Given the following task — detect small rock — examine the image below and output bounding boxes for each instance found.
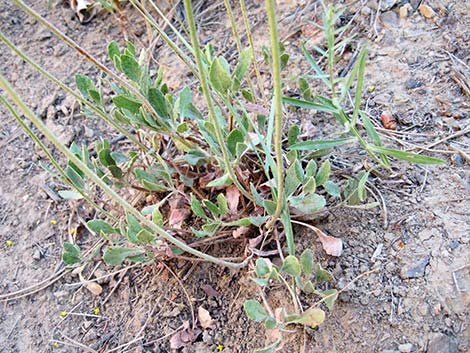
[449,240,460,250]
[419,4,435,19]
[84,126,95,139]
[451,154,465,166]
[40,93,58,117]
[32,249,41,260]
[94,268,110,285]
[405,79,423,89]
[400,255,430,279]
[380,0,399,11]
[399,4,412,18]
[53,290,69,298]
[382,11,399,27]
[427,333,458,353]
[36,29,52,41]
[398,343,413,352]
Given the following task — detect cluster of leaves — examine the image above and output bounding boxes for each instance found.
[244,251,337,352]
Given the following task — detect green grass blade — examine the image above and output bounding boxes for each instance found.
[369,146,445,165]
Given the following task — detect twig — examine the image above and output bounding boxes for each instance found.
[161,262,196,329]
[58,333,98,352]
[313,268,379,308]
[0,268,69,302]
[101,268,128,306]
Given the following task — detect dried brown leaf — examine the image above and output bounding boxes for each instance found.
[226,185,240,213]
[312,226,343,257]
[198,306,215,329]
[169,208,190,229]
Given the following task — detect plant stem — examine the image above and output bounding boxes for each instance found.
[239,0,265,102]
[182,0,252,200]
[0,74,249,269]
[264,0,285,230]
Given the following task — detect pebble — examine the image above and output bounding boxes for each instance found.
[419,4,436,19]
[32,249,41,260]
[380,0,399,11]
[427,333,458,353]
[400,255,430,279]
[398,343,413,353]
[405,79,423,89]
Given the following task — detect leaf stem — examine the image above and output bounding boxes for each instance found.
[264,0,285,230]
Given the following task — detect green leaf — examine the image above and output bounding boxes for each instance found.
[62,242,81,265]
[321,289,338,310]
[75,74,95,100]
[255,258,271,277]
[242,88,255,102]
[302,280,316,294]
[103,246,143,266]
[136,229,155,244]
[232,48,252,91]
[285,307,325,327]
[191,194,207,219]
[206,173,232,187]
[302,42,330,86]
[216,193,229,215]
[316,159,331,186]
[112,95,142,114]
[368,146,445,165]
[204,199,220,217]
[227,129,244,157]
[210,57,231,94]
[357,171,369,202]
[244,299,268,322]
[287,124,300,146]
[300,249,314,276]
[281,255,301,277]
[134,168,167,192]
[315,264,333,283]
[285,162,302,196]
[148,88,168,118]
[121,54,141,82]
[282,97,338,113]
[289,137,355,151]
[305,160,317,178]
[107,41,120,61]
[325,180,340,197]
[351,46,367,126]
[58,190,84,200]
[264,317,277,330]
[251,277,269,287]
[249,216,270,227]
[303,176,316,194]
[290,193,325,213]
[87,219,117,235]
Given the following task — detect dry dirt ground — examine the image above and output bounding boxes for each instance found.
[0,0,469,352]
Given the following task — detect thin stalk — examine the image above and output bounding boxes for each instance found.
[13,0,191,149]
[129,0,197,74]
[264,0,285,230]
[222,0,256,96]
[239,0,265,102]
[145,0,194,53]
[0,95,116,221]
[182,0,252,200]
[0,74,248,269]
[0,31,144,151]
